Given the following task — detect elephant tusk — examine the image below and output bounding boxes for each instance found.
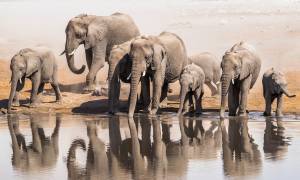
[216,81,220,85]
[127,73,132,80]
[19,78,22,84]
[142,71,146,77]
[210,81,218,90]
[231,79,235,85]
[60,50,66,56]
[68,49,76,56]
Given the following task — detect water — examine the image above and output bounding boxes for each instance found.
[0,113,300,179]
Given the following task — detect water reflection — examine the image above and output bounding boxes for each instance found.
[221,117,262,177]
[4,114,298,179]
[264,117,290,161]
[8,114,61,172]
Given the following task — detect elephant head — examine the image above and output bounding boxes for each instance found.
[271,69,296,98]
[128,36,167,117]
[62,14,103,74]
[220,50,254,117]
[8,49,41,113]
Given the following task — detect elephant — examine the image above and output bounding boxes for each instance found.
[262,68,296,116]
[188,52,221,96]
[8,48,62,113]
[220,41,261,118]
[107,39,146,114]
[61,12,140,93]
[177,63,205,115]
[220,117,261,176]
[128,32,189,117]
[8,114,61,172]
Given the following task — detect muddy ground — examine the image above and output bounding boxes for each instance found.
[0,60,299,115]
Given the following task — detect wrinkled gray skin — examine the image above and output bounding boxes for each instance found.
[62,13,140,93]
[262,68,296,116]
[128,32,188,117]
[177,64,205,115]
[8,48,62,113]
[220,42,261,118]
[188,52,221,96]
[108,40,141,114]
[8,114,61,172]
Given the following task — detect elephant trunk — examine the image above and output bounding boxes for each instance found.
[7,75,18,113]
[220,74,231,118]
[177,86,188,115]
[282,87,296,98]
[65,53,85,74]
[128,59,141,117]
[108,62,118,112]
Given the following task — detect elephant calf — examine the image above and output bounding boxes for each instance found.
[8,48,62,113]
[188,52,221,96]
[262,68,296,116]
[178,63,205,115]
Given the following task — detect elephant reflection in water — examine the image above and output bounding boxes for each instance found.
[8,114,61,172]
[67,121,109,180]
[264,117,290,161]
[221,117,261,176]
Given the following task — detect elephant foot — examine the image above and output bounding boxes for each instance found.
[276,111,283,117]
[263,111,271,116]
[56,99,63,105]
[238,111,248,117]
[82,85,95,94]
[91,89,102,96]
[12,101,20,107]
[149,108,158,115]
[29,103,39,108]
[195,110,202,115]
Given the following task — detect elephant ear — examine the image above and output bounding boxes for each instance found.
[25,55,41,77]
[151,43,166,71]
[239,51,253,80]
[85,21,107,49]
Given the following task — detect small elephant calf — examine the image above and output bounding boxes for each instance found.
[8,48,62,113]
[262,68,296,116]
[178,63,205,115]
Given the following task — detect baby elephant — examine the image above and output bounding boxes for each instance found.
[262,68,296,116]
[8,48,62,113]
[178,63,205,115]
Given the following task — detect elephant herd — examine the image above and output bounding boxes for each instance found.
[7,12,296,117]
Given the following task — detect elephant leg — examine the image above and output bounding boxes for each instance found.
[141,77,151,112]
[194,88,203,115]
[85,48,95,83]
[12,77,25,107]
[263,94,272,116]
[188,92,194,112]
[150,72,163,115]
[51,69,62,102]
[238,75,252,116]
[36,82,45,103]
[276,94,283,117]
[109,65,120,114]
[228,85,239,116]
[206,81,218,96]
[30,72,41,107]
[84,44,106,92]
[179,94,189,114]
[160,83,168,108]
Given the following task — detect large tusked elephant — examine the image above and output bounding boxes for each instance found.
[128,32,189,117]
[61,13,140,92]
[188,52,221,96]
[220,41,261,118]
[8,48,62,113]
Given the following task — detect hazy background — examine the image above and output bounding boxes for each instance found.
[1,0,300,82]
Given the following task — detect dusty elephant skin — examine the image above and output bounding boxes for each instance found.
[61,13,140,93]
[127,32,189,117]
[188,52,221,96]
[262,68,296,116]
[7,48,62,113]
[220,41,261,118]
[177,63,205,115]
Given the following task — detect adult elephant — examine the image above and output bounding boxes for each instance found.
[128,32,189,117]
[61,12,140,92]
[220,42,261,118]
[188,52,221,96]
